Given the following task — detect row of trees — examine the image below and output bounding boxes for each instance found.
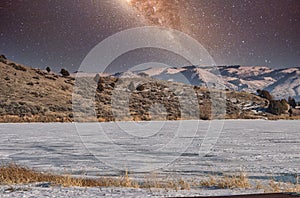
[257,89,298,115]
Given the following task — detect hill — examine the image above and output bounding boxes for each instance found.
[1,56,297,122]
[127,65,300,101]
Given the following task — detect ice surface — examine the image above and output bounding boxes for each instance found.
[0,120,299,177]
[0,120,299,197]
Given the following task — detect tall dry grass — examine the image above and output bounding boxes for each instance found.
[0,164,138,188]
[0,164,190,190]
[199,172,250,189]
[1,164,299,193]
[199,172,300,193]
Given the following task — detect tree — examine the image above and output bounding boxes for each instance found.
[288,96,297,108]
[268,99,290,115]
[46,67,51,73]
[281,99,290,111]
[60,68,70,77]
[0,54,7,59]
[257,89,273,101]
[136,84,145,91]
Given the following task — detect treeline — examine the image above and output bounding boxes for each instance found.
[257,89,299,116]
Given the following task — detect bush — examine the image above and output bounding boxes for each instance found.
[136,84,145,91]
[9,63,27,72]
[60,68,70,77]
[46,67,51,73]
[0,54,7,59]
[288,96,297,108]
[0,55,7,63]
[257,89,273,101]
[289,108,300,116]
[268,99,290,115]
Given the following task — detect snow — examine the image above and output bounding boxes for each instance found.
[227,66,273,78]
[124,65,300,100]
[281,68,299,74]
[194,68,226,89]
[0,120,299,197]
[71,72,110,78]
[265,71,300,100]
[165,67,186,74]
[0,184,264,198]
[72,66,300,100]
[135,67,166,76]
[117,71,140,78]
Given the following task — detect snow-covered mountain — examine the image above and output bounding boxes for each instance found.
[114,65,300,101]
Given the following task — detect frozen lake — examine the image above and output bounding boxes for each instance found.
[0,120,299,182]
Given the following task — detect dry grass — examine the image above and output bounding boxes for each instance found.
[199,173,300,193]
[255,180,264,190]
[199,172,250,189]
[0,115,72,123]
[263,179,300,193]
[0,164,139,188]
[1,114,299,123]
[0,164,191,190]
[266,114,300,120]
[1,164,299,193]
[142,177,190,191]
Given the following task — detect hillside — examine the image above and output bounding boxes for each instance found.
[128,65,300,101]
[0,57,74,122]
[0,57,294,122]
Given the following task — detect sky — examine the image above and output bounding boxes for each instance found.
[0,0,299,73]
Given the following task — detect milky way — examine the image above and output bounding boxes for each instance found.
[125,0,184,31]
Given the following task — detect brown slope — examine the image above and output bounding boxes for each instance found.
[0,57,270,123]
[0,58,73,122]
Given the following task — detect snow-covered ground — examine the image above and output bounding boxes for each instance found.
[0,184,264,198]
[125,65,300,100]
[0,120,299,197]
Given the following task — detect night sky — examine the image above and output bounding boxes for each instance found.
[0,0,299,73]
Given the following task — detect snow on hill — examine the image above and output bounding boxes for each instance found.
[264,70,300,100]
[113,65,300,101]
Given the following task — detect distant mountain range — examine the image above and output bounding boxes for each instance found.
[114,65,300,101]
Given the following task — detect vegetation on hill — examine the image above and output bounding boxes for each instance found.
[60,68,70,77]
[0,57,299,122]
[256,89,299,117]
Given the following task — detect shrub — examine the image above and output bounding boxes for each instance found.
[288,96,297,108]
[46,67,51,73]
[0,55,7,63]
[0,54,7,59]
[268,99,290,115]
[60,68,70,77]
[289,108,300,116]
[9,63,27,72]
[257,89,273,101]
[136,84,145,91]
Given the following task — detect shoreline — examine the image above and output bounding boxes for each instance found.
[0,115,300,123]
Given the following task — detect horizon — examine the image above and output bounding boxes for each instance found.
[2,55,299,74]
